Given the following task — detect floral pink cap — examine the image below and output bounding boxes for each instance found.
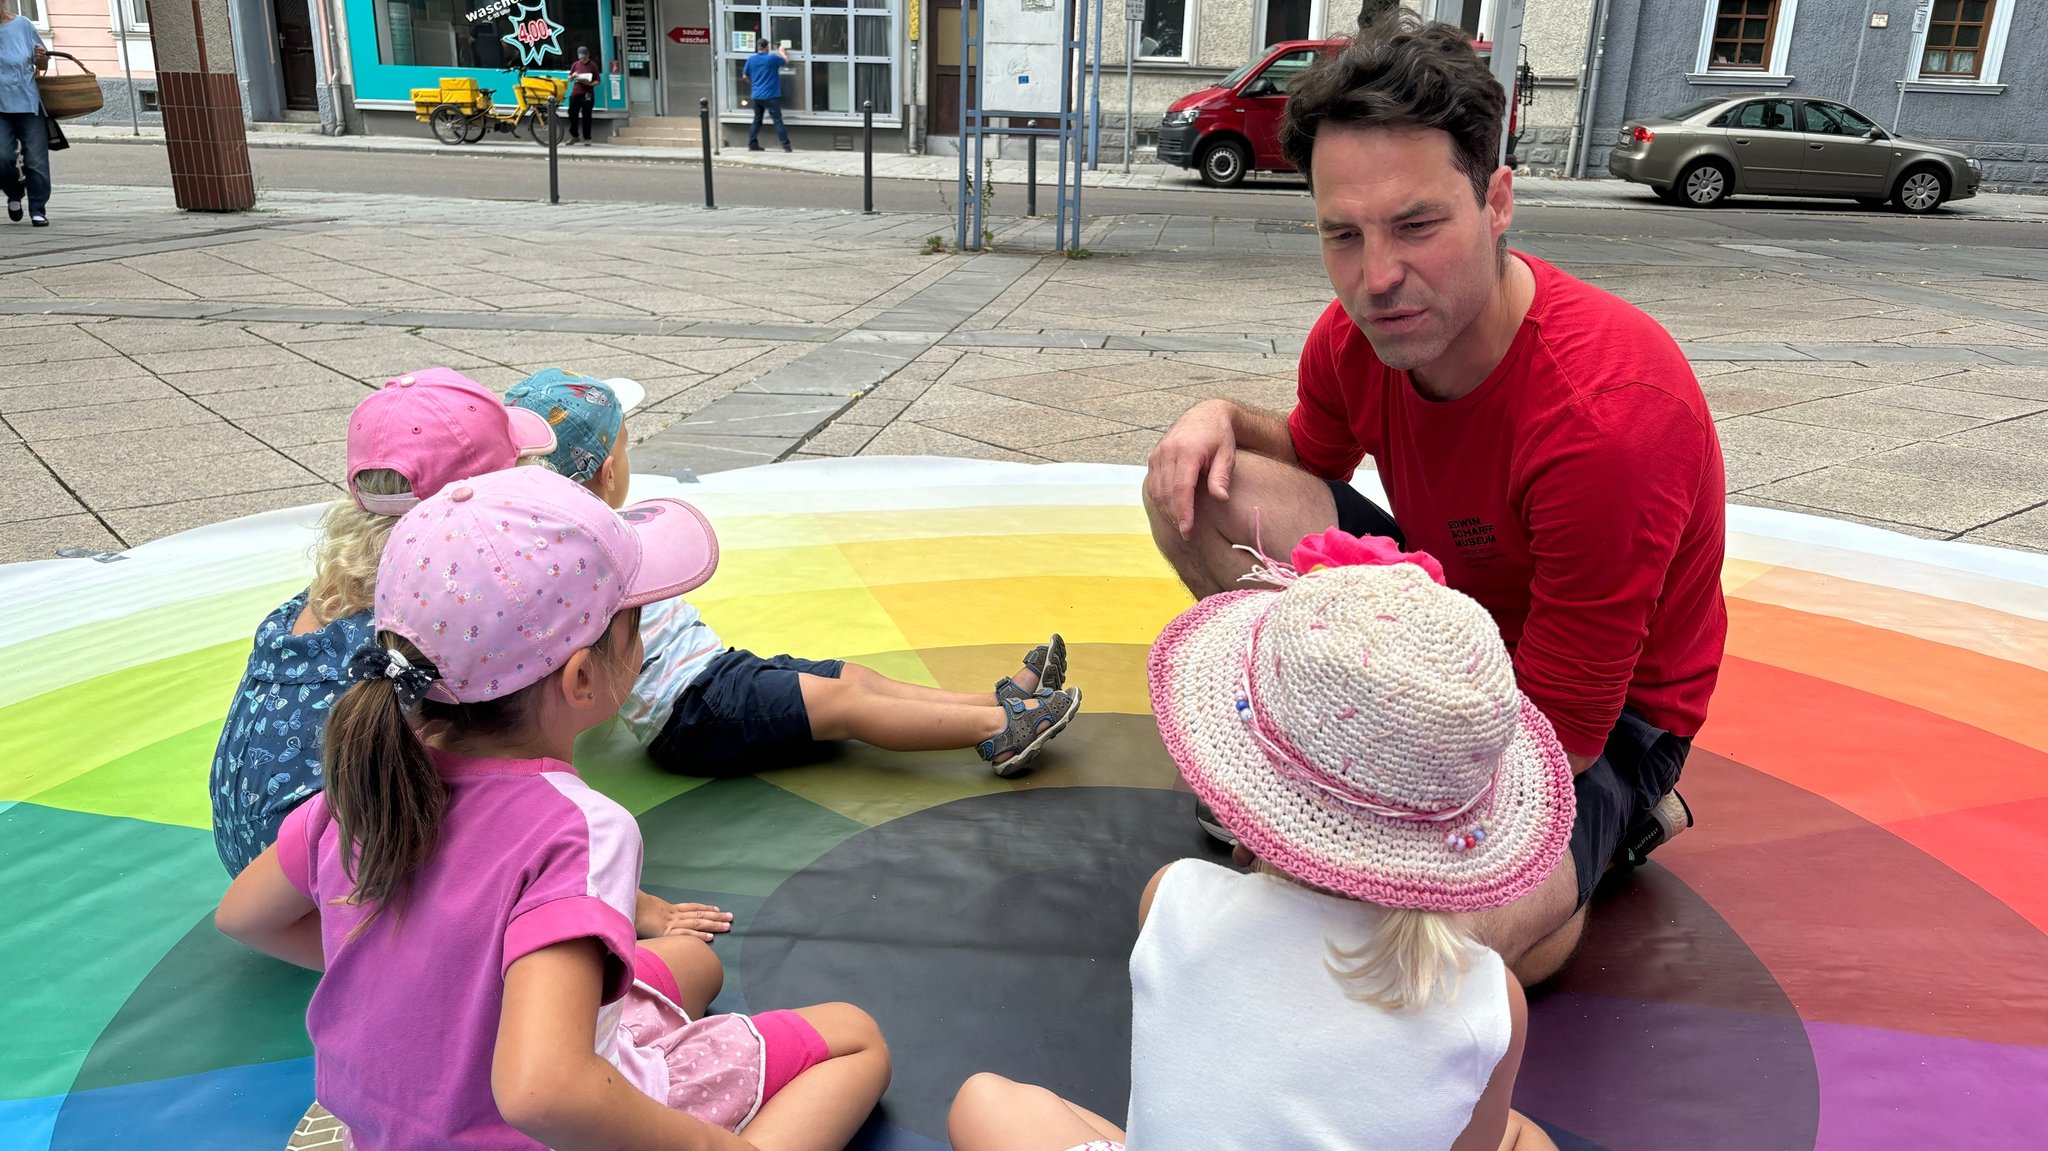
[375,466,719,703]
[346,368,558,516]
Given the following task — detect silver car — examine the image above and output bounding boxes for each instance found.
[1608,94,1981,213]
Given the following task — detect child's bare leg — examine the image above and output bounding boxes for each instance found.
[799,671,1009,749]
[835,663,1013,707]
[948,1072,1126,1151]
[638,934,724,1019]
[741,1002,891,1151]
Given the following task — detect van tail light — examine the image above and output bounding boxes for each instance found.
[1631,125,1655,143]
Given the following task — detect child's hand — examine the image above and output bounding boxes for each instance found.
[634,891,734,942]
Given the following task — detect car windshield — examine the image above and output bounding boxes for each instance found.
[1660,97,1729,121]
[1219,62,1258,89]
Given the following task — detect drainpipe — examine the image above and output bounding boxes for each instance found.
[1572,0,1612,178]
[313,0,360,133]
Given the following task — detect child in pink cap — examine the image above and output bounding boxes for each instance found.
[207,369,728,946]
[216,466,891,1150]
[506,370,1083,778]
[948,531,1569,1151]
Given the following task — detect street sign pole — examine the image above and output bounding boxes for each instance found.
[1894,1,1930,132]
[1123,0,1141,173]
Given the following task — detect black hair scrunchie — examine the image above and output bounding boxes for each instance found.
[345,645,441,710]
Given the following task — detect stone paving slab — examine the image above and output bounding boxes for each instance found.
[3,184,2046,565]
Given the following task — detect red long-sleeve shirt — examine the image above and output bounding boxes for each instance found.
[1288,254,1727,757]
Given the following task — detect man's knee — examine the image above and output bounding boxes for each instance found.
[1510,905,1587,987]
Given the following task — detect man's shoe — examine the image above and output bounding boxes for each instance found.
[782,143,793,152]
[1195,799,1237,848]
[1619,789,1692,868]
[6,200,20,222]
[748,142,764,151]
[29,214,47,228]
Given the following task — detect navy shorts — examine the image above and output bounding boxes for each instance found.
[647,649,845,778]
[1326,479,1406,547]
[1568,708,1690,908]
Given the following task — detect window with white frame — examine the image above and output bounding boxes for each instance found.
[1137,0,1188,59]
[1910,0,2014,85]
[1693,0,1799,76]
[112,0,149,31]
[17,0,45,26]
[718,0,899,118]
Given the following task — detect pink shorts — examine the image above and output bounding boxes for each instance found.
[628,947,830,1109]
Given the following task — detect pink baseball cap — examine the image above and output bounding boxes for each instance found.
[346,368,558,516]
[376,466,720,703]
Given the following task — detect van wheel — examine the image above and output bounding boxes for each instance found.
[1677,159,1731,207]
[1198,139,1250,188]
[1892,166,1947,214]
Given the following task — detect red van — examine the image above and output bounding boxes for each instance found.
[1155,37,1511,188]
[1155,40,1334,188]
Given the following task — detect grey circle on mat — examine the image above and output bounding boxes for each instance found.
[738,786,1211,1141]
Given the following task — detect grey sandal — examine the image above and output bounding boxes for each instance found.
[978,687,1082,778]
[996,633,1066,701]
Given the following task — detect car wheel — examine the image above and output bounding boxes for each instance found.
[1677,159,1731,207]
[1892,167,1947,214]
[1197,139,1250,188]
[1653,184,1684,205]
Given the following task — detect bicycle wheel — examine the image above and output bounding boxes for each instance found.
[524,107,566,146]
[429,104,470,146]
[463,112,489,143]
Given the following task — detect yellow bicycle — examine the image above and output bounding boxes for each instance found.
[414,66,569,146]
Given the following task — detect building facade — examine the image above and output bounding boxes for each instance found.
[1578,0,2046,192]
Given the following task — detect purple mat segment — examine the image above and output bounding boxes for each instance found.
[1517,993,1817,1151]
[1809,1022,2048,1147]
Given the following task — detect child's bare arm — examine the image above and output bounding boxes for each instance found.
[215,846,324,970]
[1449,969,1529,1151]
[495,938,754,1151]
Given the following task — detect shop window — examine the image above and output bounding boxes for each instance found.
[376,0,600,71]
[720,0,896,118]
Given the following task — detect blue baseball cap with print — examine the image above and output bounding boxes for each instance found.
[503,369,647,483]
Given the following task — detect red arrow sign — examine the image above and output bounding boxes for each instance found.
[667,25,710,44]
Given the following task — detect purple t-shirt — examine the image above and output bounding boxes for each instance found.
[278,750,643,1150]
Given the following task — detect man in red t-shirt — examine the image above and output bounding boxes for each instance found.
[1143,15,1727,984]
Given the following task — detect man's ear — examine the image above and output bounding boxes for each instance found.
[1486,164,1515,245]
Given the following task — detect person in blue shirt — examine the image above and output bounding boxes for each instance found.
[0,1,51,226]
[743,42,791,152]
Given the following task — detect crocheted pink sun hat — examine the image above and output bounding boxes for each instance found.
[1148,532,1575,913]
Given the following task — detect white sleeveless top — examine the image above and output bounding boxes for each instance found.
[1126,859,1510,1150]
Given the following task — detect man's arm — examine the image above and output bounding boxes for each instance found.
[1144,399,1297,540]
[1516,385,1711,763]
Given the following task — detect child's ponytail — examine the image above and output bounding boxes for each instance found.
[324,632,448,922]
[1326,908,1473,1011]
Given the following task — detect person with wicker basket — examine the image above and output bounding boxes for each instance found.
[0,0,50,226]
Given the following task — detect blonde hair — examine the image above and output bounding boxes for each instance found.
[306,469,409,624]
[1327,908,1473,1011]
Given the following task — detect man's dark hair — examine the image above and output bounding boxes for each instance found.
[1280,10,1505,203]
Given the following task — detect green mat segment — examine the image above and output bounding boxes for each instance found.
[640,777,868,898]
[0,804,227,1100]
[70,915,318,1093]
[32,723,222,831]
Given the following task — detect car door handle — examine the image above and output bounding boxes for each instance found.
[1809,142,1824,149]
[1734,137,1751,144]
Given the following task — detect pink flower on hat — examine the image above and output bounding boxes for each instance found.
[1290,528,1446,586]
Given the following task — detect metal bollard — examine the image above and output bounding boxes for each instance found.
[862,100,874,214]
[1026,139,1037,217]
[547,99,560,205]
[699,98,716,209]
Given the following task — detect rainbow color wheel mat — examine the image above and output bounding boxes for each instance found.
[3,457,2046,1151]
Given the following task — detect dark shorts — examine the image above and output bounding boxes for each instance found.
[1568,708,1691,908]
[1325,479,1406,547]
[1320,486,1688,909]
[647,649,845,777]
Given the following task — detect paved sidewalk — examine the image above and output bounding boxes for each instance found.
[3,182,2046,565]
[59,124,2048,219]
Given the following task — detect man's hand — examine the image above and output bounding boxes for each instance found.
[1145,400,1241,540]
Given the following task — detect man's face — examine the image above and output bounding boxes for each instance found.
[1310,126,1511,374]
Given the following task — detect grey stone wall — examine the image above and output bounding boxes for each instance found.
[1587,0,2048,194]
[73,77,164,127]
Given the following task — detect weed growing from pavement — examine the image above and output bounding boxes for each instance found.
[922,235,946,255]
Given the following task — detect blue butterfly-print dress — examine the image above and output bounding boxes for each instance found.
[208,590,376,876]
